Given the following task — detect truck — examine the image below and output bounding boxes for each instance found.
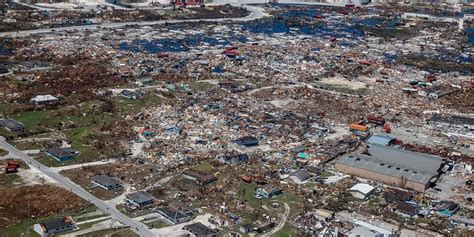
[349,123,368,132]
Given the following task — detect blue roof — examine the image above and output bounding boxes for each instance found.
[367,135,395,146]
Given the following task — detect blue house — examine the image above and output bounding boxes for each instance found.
[47,148,79,162]
[255,185,282,199]
[435,201,460,217]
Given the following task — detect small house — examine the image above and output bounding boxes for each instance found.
[348,183,375,199]
[234,136,259,147]
[240,224,253,233]
[46,147,79,162]
[91,175,122,190]
[435,201,460,217]
[182,169,217,186]
[219,153,249,164]
[120,90,141,100]
[183,222,219,237]
[125,191,155,207]
[33,216,75,237]
[394,203,418,217]
[367,135,396,146]
[289,170,311,184]
[157,207,191,224]
[383,187,412,203]
[0,119,25,133]
[255,185,282,199]
[30,95,59,105]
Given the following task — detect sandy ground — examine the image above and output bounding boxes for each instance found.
[319,77,367,90]
[18,166,57,185]
[52,160,116,172]
[150,213,216,237]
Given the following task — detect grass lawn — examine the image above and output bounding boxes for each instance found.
[144,219,169,229]
[115,93,163,114]
[188,81,215,92]
[77,227,139,237]
[0,206,96,237]
[193,162,214,174]
[0,173,23,187]
[0,103,9,114]
[274,223,298,237]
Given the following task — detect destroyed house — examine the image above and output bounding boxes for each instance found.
[289,170,311,184]
[418,84,459,100]
[120,90,140,100]
[91,175,122,190]
[33,216,75,237]
[219,153,249,164]
[182,169,217,186]
[46,147,78,162]
[125,191,155,207]
[383,187,413,203]
[435,201,460,217]
[0,119,25,133]
[183,222,219,237]
[429,114,474,129]
[30,95,59,105]
[395,203,418,217]
[157,207,191,224]
[234,136,259,147]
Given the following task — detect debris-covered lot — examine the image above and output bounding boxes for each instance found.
[0,2,473,237]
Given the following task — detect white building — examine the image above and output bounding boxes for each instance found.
[348,183,375,199]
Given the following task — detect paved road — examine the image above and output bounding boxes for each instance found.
[0,5,266,38]
[0,137,154,237]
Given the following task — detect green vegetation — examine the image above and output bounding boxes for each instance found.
[275,223,298,237]
[0,103,9,114]
[144,219,169,229]
[0,173,23,187]
[188,81,215,92]
[77,227,139,237]
[115,93,163,113]
[0,206,96,237]
[320,170,334,178]
[0,221,41,237]
[193,162,214,174]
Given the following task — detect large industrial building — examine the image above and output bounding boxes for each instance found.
[335,144,447,192]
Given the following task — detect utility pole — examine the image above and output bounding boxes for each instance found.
[27,201,31,237]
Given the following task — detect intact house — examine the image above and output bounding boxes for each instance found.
[182,169,217,186]
[234,136,259,147]
[0,119,25,133]
[125,191,155,207]
[255,185,282,199]
[289,170,311,184]
[46,147,79,162]
[91,175,122,190]
[33,216,75,237]
[183,222,220,237]
[30,95,59,106]
[157,206,191,225]
[348,183,375,199]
